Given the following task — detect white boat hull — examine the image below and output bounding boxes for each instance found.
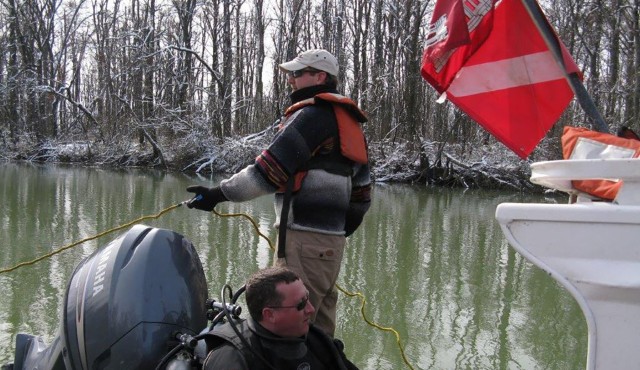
[496,159,640,370]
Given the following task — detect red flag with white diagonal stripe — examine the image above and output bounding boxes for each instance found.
[421,0,581,158]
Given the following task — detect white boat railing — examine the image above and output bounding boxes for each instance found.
[529,158,640,205]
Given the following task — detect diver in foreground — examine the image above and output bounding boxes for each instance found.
[202,266,359,370]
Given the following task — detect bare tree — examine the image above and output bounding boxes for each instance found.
[220,0,233,136]
[252,0,267,123]
[625,0,640,128]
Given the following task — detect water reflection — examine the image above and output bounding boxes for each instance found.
[0,163,586,369]
[340,185,586,369]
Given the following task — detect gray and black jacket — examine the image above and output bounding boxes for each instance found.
[219,85,371,236]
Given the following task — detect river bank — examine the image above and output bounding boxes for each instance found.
[0,133,559,192]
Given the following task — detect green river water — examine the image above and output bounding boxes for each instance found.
[0,162,587,369]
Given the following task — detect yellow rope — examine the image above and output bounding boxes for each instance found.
[212,209,276,251]
[212,207,416,370]
[336,286,416,370]
[0,203,182,275]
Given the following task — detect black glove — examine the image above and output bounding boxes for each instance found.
[344,208,364,237]
[186,185,228,212]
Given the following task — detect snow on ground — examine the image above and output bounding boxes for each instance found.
[0,132,561,191]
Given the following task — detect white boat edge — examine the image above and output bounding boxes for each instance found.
[495,158,640,370]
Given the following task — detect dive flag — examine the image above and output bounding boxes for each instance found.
[421,0,494,93]
[421,0,581,159]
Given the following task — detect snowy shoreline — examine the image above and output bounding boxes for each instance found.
[1,135,558,192]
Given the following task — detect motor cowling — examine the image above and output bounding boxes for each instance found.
[9,225,208,370]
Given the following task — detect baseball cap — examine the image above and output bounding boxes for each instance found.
[279,49,339,76]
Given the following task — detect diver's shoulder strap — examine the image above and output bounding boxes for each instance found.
[202,321,263,369]
[277,175,294,259]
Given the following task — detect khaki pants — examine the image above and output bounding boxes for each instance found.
[274,229,345,337]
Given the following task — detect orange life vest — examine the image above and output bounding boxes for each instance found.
[279,93,369,192]
[284,92,368,164]
[561,126,640,200]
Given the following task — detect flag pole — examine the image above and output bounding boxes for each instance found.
[520,0,609,133]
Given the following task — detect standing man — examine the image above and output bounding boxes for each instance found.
[202,266,359,369]
[186,49,372,336]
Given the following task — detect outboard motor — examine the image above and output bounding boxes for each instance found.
[4,225,208,370]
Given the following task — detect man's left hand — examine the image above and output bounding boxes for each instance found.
[186,185,227,211]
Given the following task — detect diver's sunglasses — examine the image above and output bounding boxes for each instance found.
[267,295,309,311]
[289,68,322,78]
